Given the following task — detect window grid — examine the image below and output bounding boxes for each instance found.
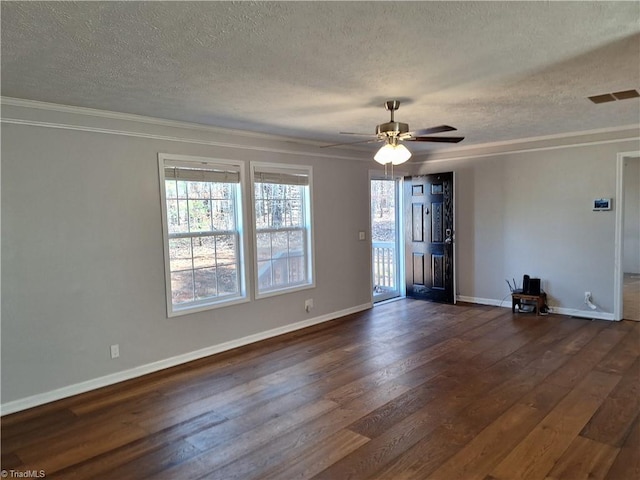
[257,227,307,289]
[252,165,313,297]
[160,156,246,316]
[166,178,242,306]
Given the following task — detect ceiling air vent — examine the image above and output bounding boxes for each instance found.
[588,89,639,104]
[612,89,640,100]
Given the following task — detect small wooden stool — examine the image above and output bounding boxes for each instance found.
[512,291,547,315]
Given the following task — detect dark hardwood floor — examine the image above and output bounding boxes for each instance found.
[2,299,639,479]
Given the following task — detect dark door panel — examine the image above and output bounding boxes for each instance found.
[404,173,454,303]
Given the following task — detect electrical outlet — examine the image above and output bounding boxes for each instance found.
[110,344,120,359]
[305,299,313,313]
[359,231,366,241]
[584,291,592,303]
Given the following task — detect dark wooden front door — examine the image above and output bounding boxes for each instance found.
[404,173,455,303]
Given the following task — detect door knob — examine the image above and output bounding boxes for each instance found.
[445,228,453,244]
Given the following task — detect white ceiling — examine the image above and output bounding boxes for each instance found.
[2,1,639,154]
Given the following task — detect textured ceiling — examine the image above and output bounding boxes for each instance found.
[2,1,639,153]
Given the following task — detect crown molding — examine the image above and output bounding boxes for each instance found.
[436,124,639,154]
[1,97,368,161]
[1,117,368,161]
[1,96,311,144]
[3,96,638,163]
[413,125,640,164]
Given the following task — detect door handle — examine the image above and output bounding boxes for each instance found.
[445,228,453,244]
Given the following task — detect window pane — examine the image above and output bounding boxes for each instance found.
[171,271,194,304]
[255,199,270,229]
[288,230,304,256]
[272,231,288,259]
[270,200,285,228]
[187,181,210,199]
[257,260,272,289]
[192,236,216,269]
[257,233,272,261]
[218,264,238,295]
[285,199,302,227]
[189,199,212,232]
[272,258,288,287]
[167,199,189,234]
[175,180,188,199]
[256,183,299,228]
[209,183,227,200]
[169,238,192,271]
[212,199,234,230]
[254,183,264,201]
[215,234,236,266]
[194,267,217,300]
[258,183,281,200]
[288,255,306,284]
[288,184,302,195]
[165,180,178,199]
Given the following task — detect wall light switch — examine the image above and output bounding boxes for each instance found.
[359,231,366,241]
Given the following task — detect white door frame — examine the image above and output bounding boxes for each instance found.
[614,150,640,320]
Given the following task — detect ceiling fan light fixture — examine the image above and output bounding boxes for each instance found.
[374,142,412,165]
[323,100,463,157]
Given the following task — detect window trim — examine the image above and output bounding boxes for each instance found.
[158,153,249,317]
[250,161,315,299]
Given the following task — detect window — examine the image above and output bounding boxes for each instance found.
[251,163,314,297]
[159,154,247,316]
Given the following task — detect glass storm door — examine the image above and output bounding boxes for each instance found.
[371,178,402,303]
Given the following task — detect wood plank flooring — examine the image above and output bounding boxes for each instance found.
[624,272,640,321]
[2,300,639,479]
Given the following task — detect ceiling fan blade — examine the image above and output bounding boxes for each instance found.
[339,132,379,136]
[321,138,382,148]
[407,136,465,143]
[409,125,457,136]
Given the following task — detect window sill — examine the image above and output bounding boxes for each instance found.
[168,295,250,318]
[255,282,315,300]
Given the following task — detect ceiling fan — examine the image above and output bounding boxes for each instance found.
[324,100,464,165]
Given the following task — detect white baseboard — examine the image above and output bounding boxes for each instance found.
[1,303,372,416]
[550,306,615,321]
[456,295,615,321]
[457,295,510,308]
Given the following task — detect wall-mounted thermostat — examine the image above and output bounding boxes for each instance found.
[593,198,612,211]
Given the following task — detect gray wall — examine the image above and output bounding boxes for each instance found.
[2,100,638,409]
[414,141,639,313]
[623,156,640,273]
[1,103,373,405]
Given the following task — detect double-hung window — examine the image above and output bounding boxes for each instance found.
[159,154,247,316]
[251,162,314,298]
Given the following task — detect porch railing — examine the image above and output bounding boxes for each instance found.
[372,241,396,290]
